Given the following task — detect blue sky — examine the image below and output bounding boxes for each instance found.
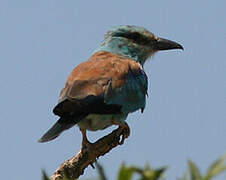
[1,0,225,180]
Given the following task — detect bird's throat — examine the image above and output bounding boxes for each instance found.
[95,38,149,65]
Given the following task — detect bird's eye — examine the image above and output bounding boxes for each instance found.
[113,32,140,41]
[114,32,150,46]
[127,32,141,41]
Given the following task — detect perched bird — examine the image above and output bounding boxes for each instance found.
[38,25,183,147]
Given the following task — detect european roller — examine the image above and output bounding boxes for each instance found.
[39,25,183,148]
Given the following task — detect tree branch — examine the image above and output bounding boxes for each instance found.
[50,126,128,180]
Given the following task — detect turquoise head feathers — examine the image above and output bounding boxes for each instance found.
[97,25,183,65]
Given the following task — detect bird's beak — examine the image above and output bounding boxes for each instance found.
[153,37,184,51]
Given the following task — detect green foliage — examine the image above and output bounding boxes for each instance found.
[204,155,226,180]
[117,164,137,180]
[109,163,166,180]
[41,170,73,180]
[42,155,226,180]
[188,160,202,180]
[96,162,107,180]
[178,155,226,180]
[42,170,50,180]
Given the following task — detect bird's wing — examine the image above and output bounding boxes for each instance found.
[53,52,148,117]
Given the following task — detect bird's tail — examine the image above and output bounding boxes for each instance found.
[38,118,76,143]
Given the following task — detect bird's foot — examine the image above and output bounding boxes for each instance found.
[80,128,93,152]
[81,141,97,169]
[112,121,130,145]
[119,123,130,145]
[81,139,93,151]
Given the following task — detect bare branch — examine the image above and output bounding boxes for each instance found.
[50,126,128,180]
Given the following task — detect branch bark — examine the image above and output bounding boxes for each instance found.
[50,126,128,180]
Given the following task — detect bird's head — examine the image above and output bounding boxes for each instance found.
[97,25,183,65]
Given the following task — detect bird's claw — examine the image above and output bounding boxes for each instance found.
[81,140,93,151]
[81,141,98,168]
[117,122,130,145]
[90,162,95,169]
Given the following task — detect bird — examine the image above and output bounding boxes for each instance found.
[38,25,183,148]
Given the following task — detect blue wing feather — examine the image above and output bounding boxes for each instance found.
[105,68,148,113]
